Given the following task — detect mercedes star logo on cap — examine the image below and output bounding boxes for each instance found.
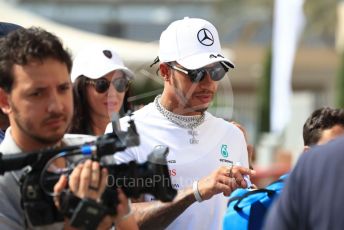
[103,50,112,59]
[197,28,214,46]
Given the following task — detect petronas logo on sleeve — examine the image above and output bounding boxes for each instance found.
[221,144,229,158]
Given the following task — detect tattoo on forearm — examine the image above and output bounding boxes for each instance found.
[132,188,195,230]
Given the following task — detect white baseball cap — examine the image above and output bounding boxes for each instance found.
[71,46,134,82]
[158,17,234,70]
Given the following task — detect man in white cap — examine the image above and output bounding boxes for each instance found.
[106,17,254,230]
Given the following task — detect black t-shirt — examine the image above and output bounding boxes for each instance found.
[264,136,344,230]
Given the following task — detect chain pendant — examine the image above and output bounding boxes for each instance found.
[188,129,199,144]
[154,95,204,145]
[189,138,199,144]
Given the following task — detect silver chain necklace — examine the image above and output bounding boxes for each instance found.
[154,95,205,144]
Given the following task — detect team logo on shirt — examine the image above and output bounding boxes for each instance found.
[221,144,229,158]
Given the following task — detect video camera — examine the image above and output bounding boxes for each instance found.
[0,112,177,229]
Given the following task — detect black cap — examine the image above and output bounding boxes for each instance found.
[0,22,23,37]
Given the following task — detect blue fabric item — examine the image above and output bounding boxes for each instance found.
[223,174,287,230]
[0,22,23,37]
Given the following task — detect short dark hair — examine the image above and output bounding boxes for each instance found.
[69,75,132,135]
[303,107,344,146]
[0,27,72,93]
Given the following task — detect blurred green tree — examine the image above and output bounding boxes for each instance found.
[258,48,272,133]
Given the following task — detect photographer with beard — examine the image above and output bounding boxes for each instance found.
[0,27,137,229]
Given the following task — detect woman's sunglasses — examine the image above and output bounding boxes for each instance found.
[86,77,130,93]
[166,61,230,83]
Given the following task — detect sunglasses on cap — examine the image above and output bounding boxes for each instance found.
[86,77,130,93]
[166,62,230,83]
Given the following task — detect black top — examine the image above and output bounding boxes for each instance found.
[264,135,344,230]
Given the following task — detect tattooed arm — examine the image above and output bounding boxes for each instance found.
[132,187,195,230]
[131,166,255,229]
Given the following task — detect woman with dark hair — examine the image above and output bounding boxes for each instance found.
[69,47,138,229]
[70,46,134,135]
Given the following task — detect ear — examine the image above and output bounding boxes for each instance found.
[159,63,171,82]
[0,88,11,115]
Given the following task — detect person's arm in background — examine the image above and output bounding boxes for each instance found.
[230,121,255,170]
[230,121,257,189]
